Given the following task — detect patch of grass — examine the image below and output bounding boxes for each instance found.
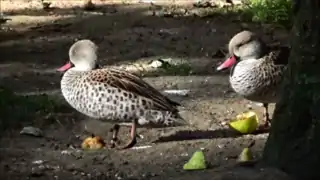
[242,0,292,27]
[158,62,192,76]
[0,86,67,132]
[191,0,292,28]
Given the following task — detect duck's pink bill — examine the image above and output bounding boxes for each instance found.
[57,62,72,72]
[216,56,236,71]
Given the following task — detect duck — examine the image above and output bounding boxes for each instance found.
[216,30,290,128]
[57,39,187,149]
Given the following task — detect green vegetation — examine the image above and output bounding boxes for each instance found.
[138,59,193,77]
[243,0,292,27]
[0,86,67,132]
[158,61,192,76]
[194,0,292,28]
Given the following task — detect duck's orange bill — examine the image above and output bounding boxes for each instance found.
[57,62,72,72]
[216,56,236,71]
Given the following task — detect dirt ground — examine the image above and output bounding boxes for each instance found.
[0,1,292,180]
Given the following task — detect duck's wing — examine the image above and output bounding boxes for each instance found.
[268,46,291,66]
[256,46,289,92]
[84,68,180,112]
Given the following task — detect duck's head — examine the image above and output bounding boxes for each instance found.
[216,30,266,71]
[57,39,98,72]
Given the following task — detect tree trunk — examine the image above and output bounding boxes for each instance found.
[263,0,320,179]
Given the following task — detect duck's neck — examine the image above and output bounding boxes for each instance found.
[61,68,87,90]
[61,63,101,86]
[229,58,264,97]
[61,63,102,90]
[230,58,262,78]
[71,61,101,71]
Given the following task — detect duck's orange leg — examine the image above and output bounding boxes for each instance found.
[115,120,137,150]
[262,103,271,128]
[107,121,137,149]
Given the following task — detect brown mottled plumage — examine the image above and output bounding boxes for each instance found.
[58,39,187,149]
[216,31,290,128]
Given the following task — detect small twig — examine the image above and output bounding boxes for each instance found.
[248,140,256,148]
[55,118,65,128]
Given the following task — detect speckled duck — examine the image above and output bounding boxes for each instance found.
[58,39,187,149]
[216,31,290,128]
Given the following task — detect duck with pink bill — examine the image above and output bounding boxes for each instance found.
[216,30,290,129]
[57,39,188,150]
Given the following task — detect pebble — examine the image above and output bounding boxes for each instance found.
[20,126,43,137]
[32,160,45,165]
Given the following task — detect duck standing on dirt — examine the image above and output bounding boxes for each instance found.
[216,30,290,128]
[57,39,188,149]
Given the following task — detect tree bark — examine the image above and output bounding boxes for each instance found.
[263,0,320,179]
